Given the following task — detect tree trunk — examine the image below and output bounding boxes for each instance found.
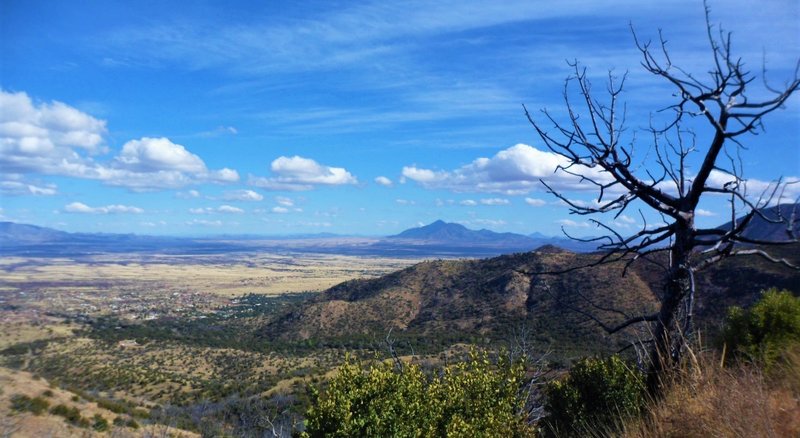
[647,229,694,394]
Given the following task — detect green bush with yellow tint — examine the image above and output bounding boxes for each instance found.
[302,350,534,437]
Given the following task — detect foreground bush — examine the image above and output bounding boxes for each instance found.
[720,288,800,368]
[303,350,534,437]
[541,355,646,437]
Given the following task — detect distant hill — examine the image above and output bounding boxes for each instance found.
[715,203,800,242]
[386,220,599,253]
[265,247,656,354]
[0,222,70,244]
[388,220,540,247]
[264,242,800,356]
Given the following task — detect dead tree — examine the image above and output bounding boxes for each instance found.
[524,4,799,390]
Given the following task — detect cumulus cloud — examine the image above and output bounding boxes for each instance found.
[525,197,547,206]
[374,176,393,186]
[249,155,357,191]
[689,170,799,205]
[115,137,206,173]
[395,199,415,205]
[272,206,290,214]
[64,202,144,214]
[210,168,240,183]
[0,90,239,191]
[696,208,717,217]
[1,90,106,157]
[223,189,263,201]
[460,199,477,206]
[401,143,615,195]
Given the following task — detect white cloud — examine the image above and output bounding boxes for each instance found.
[401,143,613,195]
[177,189,201,199]
[395,199,415,205]
[0,90,239,191]
[190,205,244,214]
[272,206,290,214]
[275,196,294,207]
[525,197,547,207]
[210,168,240,183]
[612,215,638,229]
[249,155,357,191]
[271,155,356,185]
[64,202,144,214]
[140,220,167,227]
[556,219,591,228]
[196,125,238,137]
[223,189,263,201]
[297,221,333,228]
[0,178,57,196]
[115,137,206,173]
[480,197,509,205]
[696,209,716,217]
[697,170,799,205]
[460,199,477,206]
[0,90,106,158]
[186,219,223,227]
[401,166,448,183]
[374,176,393,186]
[218,205,244,214]
[1,90,107,176]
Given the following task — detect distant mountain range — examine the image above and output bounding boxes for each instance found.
[1,203,796,257]
[381,219,599,253]
[0,219,595,257]
[715,203,800,242]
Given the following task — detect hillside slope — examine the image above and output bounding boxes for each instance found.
[266,248,659,354]
[266,243,800,355]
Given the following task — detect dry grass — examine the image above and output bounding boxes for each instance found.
[622,347,800,438]
[0,368,198,438]
[0,253,418,298]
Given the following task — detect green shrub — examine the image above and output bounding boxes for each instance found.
[720,288,800,368]
[50,403,88,427]
[92,413,109,432]
[303,350,534,437]
[541,355,646,437]
[112,416,140,429]
[10,394,50,415]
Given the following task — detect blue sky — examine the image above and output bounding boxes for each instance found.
[1,0,798,236]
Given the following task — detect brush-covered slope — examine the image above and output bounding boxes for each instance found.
[266,248,660,353]
[266,242,800,354]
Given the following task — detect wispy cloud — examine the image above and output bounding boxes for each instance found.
[64,202,144,214]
